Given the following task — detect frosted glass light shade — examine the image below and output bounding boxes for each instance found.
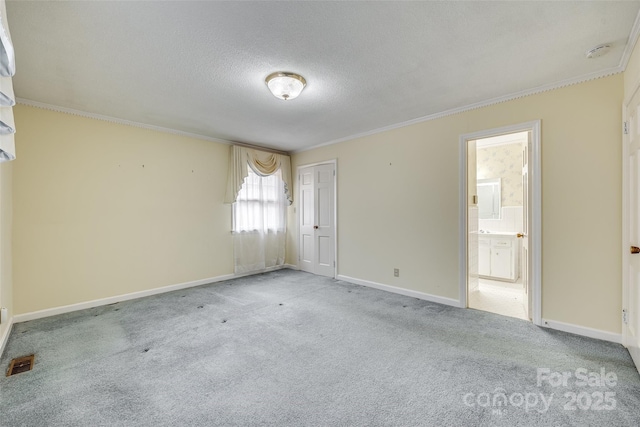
[265,72,306,101]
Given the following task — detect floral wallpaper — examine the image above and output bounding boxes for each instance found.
[477,143,523,206]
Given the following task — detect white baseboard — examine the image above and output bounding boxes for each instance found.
[13,265,299,324]
[0,316,13,359]
[5,266,624,354]
[14,266,275,324]
[13,274,235,323]
[233,264,287,277]
[541,318,622,344]
[336,274,461,308]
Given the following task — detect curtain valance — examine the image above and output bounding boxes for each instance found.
[0,103,14,134]
[0,76,14,106]
[0,132,14,161]
[224,145,293,205]
[0,0,14,77]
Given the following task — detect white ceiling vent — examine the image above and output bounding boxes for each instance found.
[585,44,611,59]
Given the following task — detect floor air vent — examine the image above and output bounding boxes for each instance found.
[6,355,34,377]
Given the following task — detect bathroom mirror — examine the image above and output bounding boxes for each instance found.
[477,178,501,219]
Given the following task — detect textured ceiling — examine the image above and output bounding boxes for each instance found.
[6,1,640,152]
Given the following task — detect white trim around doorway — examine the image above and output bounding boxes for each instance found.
[459,121,542,326]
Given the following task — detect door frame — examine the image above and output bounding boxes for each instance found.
[623,85,639,360]
[296,159,338,278]
[622,100,632,354]
[458,120,542,325]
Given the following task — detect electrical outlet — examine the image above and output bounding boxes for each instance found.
[394,268,399,277]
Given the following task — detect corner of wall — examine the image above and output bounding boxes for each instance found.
[0,160,13,358]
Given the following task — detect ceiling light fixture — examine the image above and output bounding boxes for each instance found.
[265,72,306,101]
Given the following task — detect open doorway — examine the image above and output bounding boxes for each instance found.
[459,121,541,325]
[470,132,528,319]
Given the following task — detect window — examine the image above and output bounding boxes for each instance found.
[232,165,287,273]
[232,166,286,233]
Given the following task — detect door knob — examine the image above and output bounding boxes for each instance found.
[314,225,319,229]
[631,246,640,254]
[517,233,524,238]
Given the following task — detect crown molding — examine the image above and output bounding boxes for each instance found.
[16,98,237,146]
[15,6,640,158]
[17,63,622,158]
[16,48,633,159]
[620,8,640,71]
[16,98,292,155]
[293,67,622,154]
[294,7,640,154]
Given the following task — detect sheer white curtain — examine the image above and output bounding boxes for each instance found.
[232,166,287,273]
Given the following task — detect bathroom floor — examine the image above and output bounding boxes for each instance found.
[469,277,528,320]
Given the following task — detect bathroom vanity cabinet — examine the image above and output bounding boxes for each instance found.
[478,233,519,282]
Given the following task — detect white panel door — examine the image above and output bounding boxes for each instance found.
[623,89,640,373]
[299,169,315,273]
[299,163,335,277]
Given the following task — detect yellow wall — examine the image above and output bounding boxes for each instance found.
[7,73,626,334]
[0,162,12,342]
[289,74,623,333]
[12,105,233,314]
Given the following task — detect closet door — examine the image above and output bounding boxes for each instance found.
[299,163,335,277]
